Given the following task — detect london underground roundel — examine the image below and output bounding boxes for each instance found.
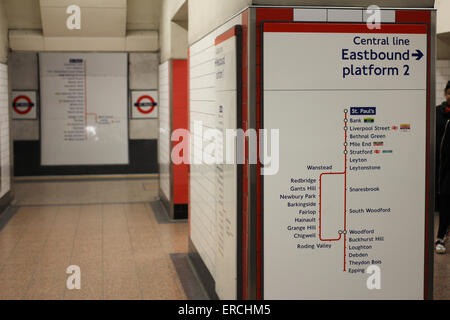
[12,91,37,119]
[131,90,158,119]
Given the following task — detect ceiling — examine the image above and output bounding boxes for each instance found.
[172,1,188,30]
[4,0,162,36]
[4,0,42,30]
[128,0,162,31]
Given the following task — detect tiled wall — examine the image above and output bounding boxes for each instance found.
[189,13,243,280]
[10,52,160,141]
[129,53,159,140]
[9,52,39,141]
[436,60,450,105]
[0,63,10,198]
[292,8,396,23]
[159,61,171,202]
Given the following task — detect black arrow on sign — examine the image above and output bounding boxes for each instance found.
[412,49,424,61]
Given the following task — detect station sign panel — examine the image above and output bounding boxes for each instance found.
[262,22,429,299]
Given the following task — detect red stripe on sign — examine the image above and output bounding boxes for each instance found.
[425,20,431,301]
[187,48,191,238]
[215,27,238,45]
[241,8,249,301]
[263,22,428,34]
[256,7,293,25]
[396,10,431,24]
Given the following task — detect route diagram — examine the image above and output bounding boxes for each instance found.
[319,109,348,272]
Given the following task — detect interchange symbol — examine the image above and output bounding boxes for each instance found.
[318,109,348,272]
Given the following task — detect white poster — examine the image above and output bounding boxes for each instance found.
[263,23,428,299]
[40,53,128,166]
[12,91,37,120]
[131,90,158,119]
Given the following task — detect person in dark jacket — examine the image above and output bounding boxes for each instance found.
[436,80,450,254]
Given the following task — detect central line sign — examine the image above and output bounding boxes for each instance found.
[262,22,430,300]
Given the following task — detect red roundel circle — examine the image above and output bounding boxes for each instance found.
[136,95,156,114]
[13,95,33,115]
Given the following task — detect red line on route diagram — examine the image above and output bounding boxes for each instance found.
[84,61,88,140]
[86,112,98,123]
[319,110,348,272]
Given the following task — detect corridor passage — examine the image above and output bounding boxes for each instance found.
[0,177,202,300]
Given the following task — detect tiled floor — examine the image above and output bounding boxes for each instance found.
[1,178,449,300]
[13,177,160,206]
[0,178,192,300]
[433,217,450,300]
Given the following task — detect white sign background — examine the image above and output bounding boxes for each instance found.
[263,24,428,300]
[40,53,128,166]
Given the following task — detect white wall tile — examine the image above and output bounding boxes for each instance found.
[159,61,171,202]
[327,9,363,22]
[0,63,10,198]
[294,9,327,22]
[363,10,396,23]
